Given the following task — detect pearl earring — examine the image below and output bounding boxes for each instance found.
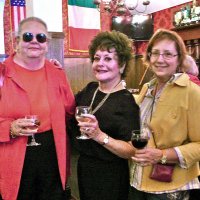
[120,68,124,74]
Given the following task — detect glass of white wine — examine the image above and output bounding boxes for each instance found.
[75,106,91,140]
[25,115,41,146]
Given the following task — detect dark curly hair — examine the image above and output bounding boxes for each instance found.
[89,30,134,78]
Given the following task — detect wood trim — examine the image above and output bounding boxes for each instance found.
[48,32,65,39]
[172,23,200,31]
[171,23,200,41]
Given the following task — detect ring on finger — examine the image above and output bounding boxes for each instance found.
[18,128,23,135]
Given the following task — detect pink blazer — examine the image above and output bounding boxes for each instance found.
[188,74,200,86]
[0,56,75,200]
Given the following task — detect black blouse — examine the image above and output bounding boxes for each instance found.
[71,82,140,162]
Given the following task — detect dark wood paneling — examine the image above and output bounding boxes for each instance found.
[125,56,153,92]
[64,58,95,94]
[64,56,153,94]
[46,32,65,66]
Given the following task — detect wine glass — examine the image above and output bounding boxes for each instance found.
[75,106,91,140]
[131,129,149,149]
[25,115,41,146]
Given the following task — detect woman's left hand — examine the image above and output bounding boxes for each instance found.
[131,147,162,166]
[78,114,102,140]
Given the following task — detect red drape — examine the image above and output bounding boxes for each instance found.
[3,0,14,55]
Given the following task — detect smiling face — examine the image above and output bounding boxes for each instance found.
[92,48,122,85]
[150,39,179,82]
[16,21,48,59]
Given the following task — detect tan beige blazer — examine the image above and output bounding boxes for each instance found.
[130,73,200,191]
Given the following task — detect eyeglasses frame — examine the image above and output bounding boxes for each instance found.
[148,52,179,60]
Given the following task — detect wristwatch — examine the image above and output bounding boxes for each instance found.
[102,135,109,146]
[160,149,167,164]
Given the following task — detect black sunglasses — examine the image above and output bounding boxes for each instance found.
[22,32,47,43]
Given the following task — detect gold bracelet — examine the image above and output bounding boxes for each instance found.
[10,128,17,139]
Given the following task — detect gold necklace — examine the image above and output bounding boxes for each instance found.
[89,80,122,115]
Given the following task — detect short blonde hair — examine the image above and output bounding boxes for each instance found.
[17,17,48,35]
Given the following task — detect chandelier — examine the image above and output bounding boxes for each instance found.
[93,0,150,16]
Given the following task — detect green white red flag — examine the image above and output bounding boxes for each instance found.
[68,0,101,52]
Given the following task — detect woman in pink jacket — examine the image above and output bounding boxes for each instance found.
[0,17,75,200]
[183,55,200,86]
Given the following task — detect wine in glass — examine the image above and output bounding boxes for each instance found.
[25,115,41,146]
[131,129,149,149]
[75,106,91,140]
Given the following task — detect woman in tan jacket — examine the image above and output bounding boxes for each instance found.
[129,29,200,200]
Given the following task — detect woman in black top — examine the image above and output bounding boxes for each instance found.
[72,31,140,200]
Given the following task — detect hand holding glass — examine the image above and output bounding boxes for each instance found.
[25,115,41,146]
[75,106,91,140]
[131,129,149,149]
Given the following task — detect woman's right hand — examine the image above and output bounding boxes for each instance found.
[10,118,38,137]
[77,114,102,140]
[131,147,163,166]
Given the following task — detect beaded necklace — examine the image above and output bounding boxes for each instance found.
[89,80,122,115]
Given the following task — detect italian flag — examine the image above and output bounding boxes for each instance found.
[68,0,101,52]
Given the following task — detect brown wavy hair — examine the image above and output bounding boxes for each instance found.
[144,28,187,72]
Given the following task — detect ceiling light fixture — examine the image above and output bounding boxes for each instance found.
[93,0,150,16]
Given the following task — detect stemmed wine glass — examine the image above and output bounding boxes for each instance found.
[75,106,91,140]
[25,115,41,146]
[131,129,149,149]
